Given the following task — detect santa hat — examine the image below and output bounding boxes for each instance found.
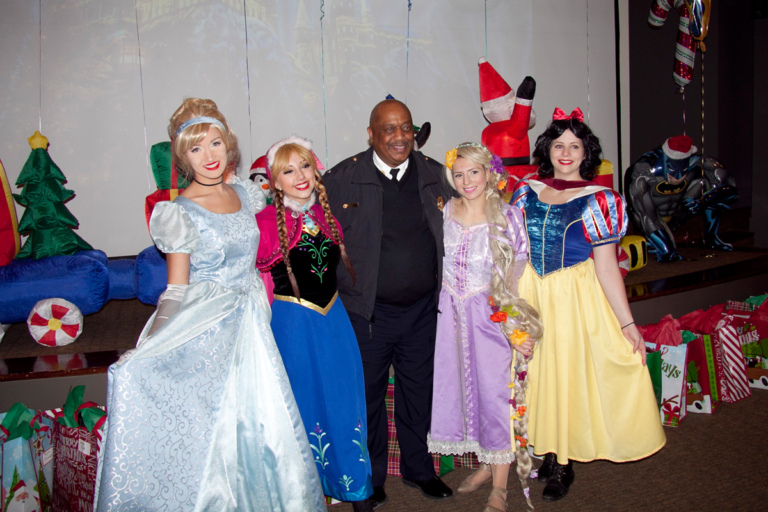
[250,155,268,174]
[478,58,516,112]
[662,135,697,160]
[10,479,27,495]
[266,136,325,172]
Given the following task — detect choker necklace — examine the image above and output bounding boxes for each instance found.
[194,178,223,187]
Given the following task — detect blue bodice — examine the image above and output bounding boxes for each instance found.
[512,180,627,277]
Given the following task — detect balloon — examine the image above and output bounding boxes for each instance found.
[686,0,711,48]
[648,0,706,91]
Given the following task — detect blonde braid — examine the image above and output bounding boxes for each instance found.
[315,176,356,284]
[485,160,539,511]
[274,189,301,299]
[511,349,535,510]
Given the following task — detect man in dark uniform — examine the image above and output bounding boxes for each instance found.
[323,99,453,509]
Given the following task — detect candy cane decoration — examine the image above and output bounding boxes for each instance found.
[648,0,698,92]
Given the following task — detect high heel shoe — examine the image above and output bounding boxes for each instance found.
[482,486,507,512]
[457,463,492,493]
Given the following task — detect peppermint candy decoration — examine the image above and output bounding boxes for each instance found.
[27,298,83,347]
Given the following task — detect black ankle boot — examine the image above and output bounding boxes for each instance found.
[537,453,557,483]
[542,460,574,502]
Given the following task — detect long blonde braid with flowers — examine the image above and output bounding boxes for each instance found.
[446,143,542,510]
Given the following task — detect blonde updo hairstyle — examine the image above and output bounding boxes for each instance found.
[446,142,543,509]
[168,98,240,182]
[269,143,355,299]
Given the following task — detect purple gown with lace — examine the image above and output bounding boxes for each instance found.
[427,200,527,464]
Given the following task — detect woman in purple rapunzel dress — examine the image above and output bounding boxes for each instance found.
[428,143,543,512]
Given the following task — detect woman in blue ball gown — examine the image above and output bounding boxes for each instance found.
[97,99,325,511]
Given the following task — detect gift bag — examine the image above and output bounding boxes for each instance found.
[385,377,448,477]
[713,317,751,403]
[741,304,768,389]
[1,404,55,512]
[51,387,106,512]
[645,342,689,427]
[646,350,663,406]
[641,316,689,427]
[687,301,754,404]
[685,332,728,413]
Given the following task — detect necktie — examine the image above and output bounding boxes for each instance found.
[390,168,400,181]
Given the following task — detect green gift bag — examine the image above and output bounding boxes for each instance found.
[646,350,663,407]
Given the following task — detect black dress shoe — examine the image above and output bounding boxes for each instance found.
[542,460,574,502]
[537,453,557,483]
[402,475,453,500]
[370,486,388,510]
[352,498,375,512]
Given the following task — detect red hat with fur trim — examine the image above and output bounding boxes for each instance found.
[663,135,697,160]
[478,58,515,109]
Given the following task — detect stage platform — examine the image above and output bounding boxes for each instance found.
[3,246,768,410]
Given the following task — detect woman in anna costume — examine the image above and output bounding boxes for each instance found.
[256,136,373,512]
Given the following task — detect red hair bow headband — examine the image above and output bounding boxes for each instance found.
[552,107,584,123]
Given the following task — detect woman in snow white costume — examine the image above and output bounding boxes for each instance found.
[97,99,325,511]
[512,108,666,502]
[255,136,373,512]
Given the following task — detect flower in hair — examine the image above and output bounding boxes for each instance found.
[509,329,528,346]
[445,147,458,170]
[489,154,504,175]
[490,311,508,323]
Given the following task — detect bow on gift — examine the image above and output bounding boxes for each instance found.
[552,107,584,123]
[661,401,681,418]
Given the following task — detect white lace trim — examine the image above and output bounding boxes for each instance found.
[427,436,516,465]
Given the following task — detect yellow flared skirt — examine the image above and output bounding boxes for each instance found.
[520,259,666,465]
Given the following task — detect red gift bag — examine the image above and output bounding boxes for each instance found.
[52,423,102,512]
[50,386,106,512]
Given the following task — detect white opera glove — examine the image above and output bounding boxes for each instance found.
[148,283,188,336]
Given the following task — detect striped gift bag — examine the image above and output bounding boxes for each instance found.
[715,320,751,402]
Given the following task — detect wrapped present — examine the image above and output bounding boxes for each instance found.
[385,377,448,477]
[1,404,55,512]
[50,386,106,512]
[641,316,688,427]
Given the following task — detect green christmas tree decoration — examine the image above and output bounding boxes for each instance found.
[13,131,92,259]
